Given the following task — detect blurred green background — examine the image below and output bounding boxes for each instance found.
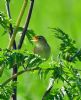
[0,0,81,100]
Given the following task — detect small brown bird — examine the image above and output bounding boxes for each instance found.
[32,36,51,60]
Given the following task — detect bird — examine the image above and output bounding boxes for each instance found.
[32,35,51,60]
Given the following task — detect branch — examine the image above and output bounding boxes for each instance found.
[1,67,54,87]
[69,49,81,62]
[61,76,72,87]
[42,75,72,99]
[1,67,39,87]
[5,1,18,99]
[6,0,11,18]
[5,0,16,49]
[42,78,54,100]
[18,0,34,49]
[6,1,28,99]
[8,0,28,49]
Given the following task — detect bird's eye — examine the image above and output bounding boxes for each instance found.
[38,37,42,39]
[38,36,44,40]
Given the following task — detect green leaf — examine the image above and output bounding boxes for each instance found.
[26,29,36,44]
[0,12,11,35]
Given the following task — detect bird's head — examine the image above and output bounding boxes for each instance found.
[32,36,47,45]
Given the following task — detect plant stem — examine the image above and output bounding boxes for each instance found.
[1,67,39,87]
[1,67,55,87]
[6,0,16,49]
[18,0,34,49]
[69,49,81,62]
[8,0,28,49]
[5,1,17,100]
[42,78,54,100]
[6,1,27,99]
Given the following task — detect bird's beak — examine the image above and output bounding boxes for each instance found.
[31,36,38,42]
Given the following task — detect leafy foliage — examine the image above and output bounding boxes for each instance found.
[0,22,81,100]
[0,12,11,35]
[42,28,81,100]
[0,81,17,100]
[26,29,36,44]
[0,0,81,99]
[0,49,43,71]
[1,28,81,99]
[0,84,13,100]
[0,49,43,99]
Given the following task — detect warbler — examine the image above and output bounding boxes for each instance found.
[32,36,51,60]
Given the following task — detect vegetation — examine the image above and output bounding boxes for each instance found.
[0,0,81,100]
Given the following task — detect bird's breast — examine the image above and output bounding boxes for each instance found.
[34,44,51,60]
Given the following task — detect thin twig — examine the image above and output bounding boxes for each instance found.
[5,1,17,99]
[6,0,16,49]
[1,67,39,87]
[61,76,72,87]
[1,67,55,87]
[69,49,81,62]
[18,0,34,49]
[8,0,28,49]
[42,78,54,100]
